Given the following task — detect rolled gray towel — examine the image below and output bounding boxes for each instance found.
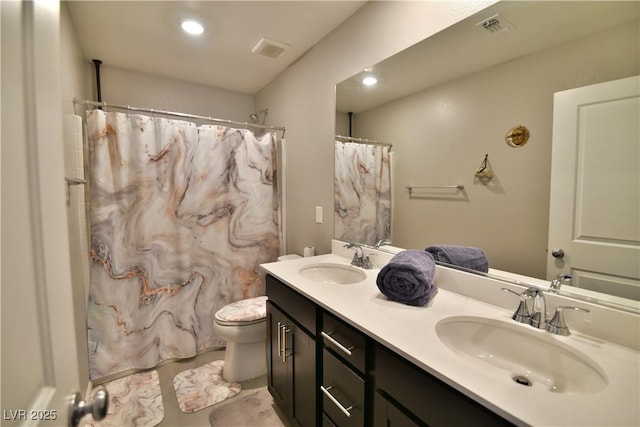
[376,250,437,306]
[425,245,489,273]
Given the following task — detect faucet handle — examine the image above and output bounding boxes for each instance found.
[546,306,590,336]
[344,243,366,267]
[350,251,362,267]
[501,288,532,324]
[362,255,373,269]
[529,289,547,329]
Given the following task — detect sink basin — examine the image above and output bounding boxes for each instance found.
[436,316,608,394]
[299,263,367,285]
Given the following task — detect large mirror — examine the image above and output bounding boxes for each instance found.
[335,1,639,307]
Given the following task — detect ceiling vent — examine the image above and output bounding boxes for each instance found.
[251,37,291,59]
[476,14,514,34]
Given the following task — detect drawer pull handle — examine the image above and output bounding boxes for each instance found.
[321,331,354,356]
[320,385,353,418]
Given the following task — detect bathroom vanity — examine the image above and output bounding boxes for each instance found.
[262,242,640,427]
[267,274,511,427]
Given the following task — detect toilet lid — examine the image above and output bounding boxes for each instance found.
[215,296,268,326]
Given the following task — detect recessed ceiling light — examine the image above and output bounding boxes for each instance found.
[181,20,204,36]
[362,76,378,86]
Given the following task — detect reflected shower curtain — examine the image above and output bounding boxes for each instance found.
[86,110,280,379]
[334,141,391,246]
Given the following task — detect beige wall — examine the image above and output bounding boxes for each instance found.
[257,0,496,256]
[94,65,256,123]
[351,21,639,278]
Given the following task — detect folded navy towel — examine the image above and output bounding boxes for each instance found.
[376,250,437,306]
[425,245,489,273]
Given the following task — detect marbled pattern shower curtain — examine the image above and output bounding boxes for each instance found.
[86,110,280,379]
[334,141,391,246]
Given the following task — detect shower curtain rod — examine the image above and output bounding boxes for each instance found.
[73,98,286,137]
[335,134,393,151]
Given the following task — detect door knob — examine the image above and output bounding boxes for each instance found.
[68,389,108,427]
[551,248,565,258]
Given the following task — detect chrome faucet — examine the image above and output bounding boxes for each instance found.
[374,239,392,249]
[343,243,373,269]
[502,287,547,329]
[549,273,572,293]
[503,286,590,335]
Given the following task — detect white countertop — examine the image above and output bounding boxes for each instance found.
[261,252,640,427]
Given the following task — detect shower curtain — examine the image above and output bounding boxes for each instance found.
[334,141,391,246]
[85,109,280,380]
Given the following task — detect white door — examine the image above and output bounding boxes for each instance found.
[1,1,85,425]
[548,75,640,300]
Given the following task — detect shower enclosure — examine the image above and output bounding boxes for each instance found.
[84,108,282,379]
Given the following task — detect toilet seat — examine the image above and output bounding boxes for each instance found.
[214,295,267,326]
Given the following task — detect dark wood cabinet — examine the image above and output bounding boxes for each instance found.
[267,276,318,427]
[373,345,514,427]
[266,274,513,427]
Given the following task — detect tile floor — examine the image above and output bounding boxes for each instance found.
[122,349,278,427]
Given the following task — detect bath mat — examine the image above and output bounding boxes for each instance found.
[173,360,242,413]
[84,370,163,427]
[209,387,290,427]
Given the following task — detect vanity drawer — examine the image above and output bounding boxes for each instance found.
[322,349,364,427]
[266,275,316,335]
[322,312,366,374]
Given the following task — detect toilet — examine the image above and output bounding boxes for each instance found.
[214,255,301,382]
[213,295,269,382]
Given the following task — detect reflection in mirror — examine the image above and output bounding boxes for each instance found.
[334,1,639,307]
[334,136,392,246]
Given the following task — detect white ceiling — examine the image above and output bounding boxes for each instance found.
[65,1,366,95]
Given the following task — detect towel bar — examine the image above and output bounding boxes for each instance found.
[405,184,464,195]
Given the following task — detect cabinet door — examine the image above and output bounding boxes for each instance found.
[374,391,424,427]
[267,301,317,427]
[291,323,317,427]
[267,302,290,410]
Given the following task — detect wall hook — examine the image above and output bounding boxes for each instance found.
[475,154,493,179]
